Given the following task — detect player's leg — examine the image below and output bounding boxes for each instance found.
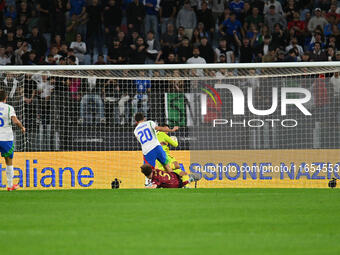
[143,150,157,187]
[168,156,190,182]
[153,145,173,172]
[4,157,14,189]
[1,141,18,191]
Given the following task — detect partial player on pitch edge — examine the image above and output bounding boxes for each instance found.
[0,90,26,191]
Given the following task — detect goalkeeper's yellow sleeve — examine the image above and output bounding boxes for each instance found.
[159,132,178,147]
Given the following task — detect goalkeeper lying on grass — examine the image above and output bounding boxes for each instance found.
[140,164,201,188]
[155,124,190,183]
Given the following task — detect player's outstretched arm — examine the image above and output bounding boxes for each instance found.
[155,126,179,132]
[164,134,178,147]
[11,116,25,133]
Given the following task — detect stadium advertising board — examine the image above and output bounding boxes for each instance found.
[0,150,339,189]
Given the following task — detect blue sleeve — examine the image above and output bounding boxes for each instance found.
[237,20,241,29]
[146,80,151,88]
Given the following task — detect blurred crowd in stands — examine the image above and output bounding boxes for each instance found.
[0,0,340,65]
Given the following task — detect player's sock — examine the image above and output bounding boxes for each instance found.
[6,165,14,188]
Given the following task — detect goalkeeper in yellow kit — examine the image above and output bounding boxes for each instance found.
[156,124,189,183]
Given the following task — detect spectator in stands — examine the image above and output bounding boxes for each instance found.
[164,52,177,64]
[118,71,131,125]
[0,45,10,65]
[145,31,160,64]
[144,0,160,38]
[107,38,123,64]
[330,72,340,97]
[176,1,197,40]
[36,0,50,35]
[28,26,47,59]
[50,0,67,39]
[34,72,55,150]
[129,36,147,64]
[308,8,328,33]
[229,0,244,18]
[159,0,176,35]
[15,26,25,42]
[160,23,176,48]
[262,47,276,62]
[58,43,69,58]
[336,51,340,61]
[3,17,14,34]
[65,14,79,45]
[132,70,150,119]
[67,54,78,65]
[326,34,339,50]
[234,35,254,63]
[264,0,283,15]
[18,0,30,18]
[324,14,336,37]
[68,0,88,40]
[169,69,184,92]
[128,30,140,46]
[126,0,145,33]
[67,49,80,64]
[70,33,87,64]
[287,11,305,40]
[327,3,340,19]
[14,41,29,65]
[47,45,62,64]
[5,45,14,64]
[177,37,192,63]
[117,31,128,49]
[286,37,303,57]
[310,42,327,61]
[284,0,299,22]
[326,46,336,61]
[187,47,206,64]
[102,78,120,124]
[27,9,40,33]
[26,50,39,65]
[68,0,86,17]
[215,38,234,63]
[301,52,310,62]
[5,31,16,49]
[211,0,227,25]
[220,12,242,49]
[103,0,122,47]
[58,56,67,65]
[309,31,326,51]
[199,36,214,63]
[94,55,106,65]
[197,22,210,41]
[44,54,56,65]
[79,74,106,125]
[244,7,263,30]
[264,5,286,33]
[52,34,63,52]
[255,35,273,62]
[87,0,104,56]
[196,2,214,37]
[284,48,297,62]
[191,28,201,46]
[174,26,185,48]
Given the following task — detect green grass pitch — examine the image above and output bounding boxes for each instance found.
[1,188,340,255]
